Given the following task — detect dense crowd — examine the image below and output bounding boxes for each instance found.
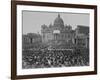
[22,49,89,69]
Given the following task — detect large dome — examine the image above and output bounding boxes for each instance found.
[54,14,64,27]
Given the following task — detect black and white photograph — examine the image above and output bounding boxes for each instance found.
[11,1,97,79]
[22,11,90,69]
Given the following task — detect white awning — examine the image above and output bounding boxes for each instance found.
[53,30,60,34]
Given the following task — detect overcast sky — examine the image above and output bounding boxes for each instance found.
[22,11,89,34]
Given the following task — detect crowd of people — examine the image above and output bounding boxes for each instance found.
[22,49,89,69]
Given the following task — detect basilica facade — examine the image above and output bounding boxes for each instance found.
[41,14,75,49]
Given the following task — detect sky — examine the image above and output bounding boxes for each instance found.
[22,11,89,34]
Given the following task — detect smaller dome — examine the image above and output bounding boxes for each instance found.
[54,14,64,27]
[41,24,47,29]
[49,23,53,28]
